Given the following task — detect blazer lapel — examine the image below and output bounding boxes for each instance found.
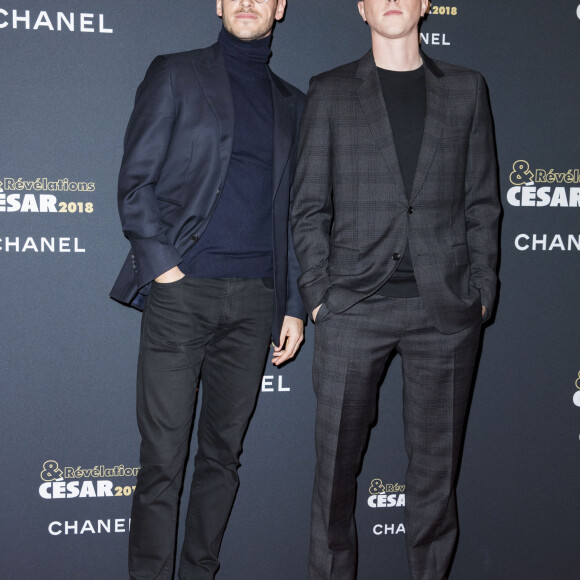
[270,72,294,200]
[192,43,235,188]
[356,50,405,194]
[409,52,447,202]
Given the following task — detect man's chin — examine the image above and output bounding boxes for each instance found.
[225,23,271,42]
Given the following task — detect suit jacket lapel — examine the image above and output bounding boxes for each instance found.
[410,52,447,202]
[193,45,293,200]
[356,50,406,194]
[270,72,294,200]
[192,43,235,188]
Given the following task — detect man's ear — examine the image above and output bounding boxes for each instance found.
[357,1,367,23]
[275,0,288,22]
[216,0,223,18]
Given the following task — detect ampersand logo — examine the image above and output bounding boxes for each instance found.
[41,460,63,482]
[369,478,386,495]
[573,372,580,407]
[509,160,535,186]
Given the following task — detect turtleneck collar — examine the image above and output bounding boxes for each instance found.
[218,25,272,66]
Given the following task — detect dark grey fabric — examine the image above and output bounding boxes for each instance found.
[292,49,499,580]
[292,51,500,335]
[309,296,481,580]
[129,277,274,580]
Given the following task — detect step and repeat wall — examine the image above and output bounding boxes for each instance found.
[2,1,579,579]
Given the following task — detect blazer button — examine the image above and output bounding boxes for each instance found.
[190,234,199,242]
[408,206,414,214]
[392,253,401,261]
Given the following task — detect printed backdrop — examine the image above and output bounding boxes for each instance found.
[1,1,579,579]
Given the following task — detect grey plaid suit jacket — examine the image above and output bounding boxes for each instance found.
[292,51,500,335]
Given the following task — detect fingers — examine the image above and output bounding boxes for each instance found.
[273,334,301,365]
[155,265,185,284]
[271,317,304,366]
[312,304,322,322]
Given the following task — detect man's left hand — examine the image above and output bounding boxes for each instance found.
[482,306,486,318]
[272,316,304,366]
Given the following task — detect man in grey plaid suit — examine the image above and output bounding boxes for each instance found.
[291,1,500,578]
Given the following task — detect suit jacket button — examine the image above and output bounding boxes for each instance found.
[392,253,401,261]
[190,234,199,242]
[408,206,414,214]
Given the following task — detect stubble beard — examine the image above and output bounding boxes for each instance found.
[224,7,275,42]
[225,20,273,42]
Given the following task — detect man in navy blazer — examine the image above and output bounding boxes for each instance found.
[110,1,304,578]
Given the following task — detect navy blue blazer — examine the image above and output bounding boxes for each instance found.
[110,42,306,344]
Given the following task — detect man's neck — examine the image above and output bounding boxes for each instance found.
[371,34,422,71]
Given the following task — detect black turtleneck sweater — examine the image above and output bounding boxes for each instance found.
[180,27,274,279]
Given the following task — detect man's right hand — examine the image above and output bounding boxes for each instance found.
[312,304,322,322]
[155,266,185,284]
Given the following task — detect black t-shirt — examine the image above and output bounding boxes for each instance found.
[376,65,426,298]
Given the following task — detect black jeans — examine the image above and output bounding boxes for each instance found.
[129,277,274,580]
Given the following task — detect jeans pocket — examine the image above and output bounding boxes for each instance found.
[153,275,187,287]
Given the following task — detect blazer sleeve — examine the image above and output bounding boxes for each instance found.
[285,94,308,321]
[464,73,501,321]
[117,55,182,289]
[291,77,334,317]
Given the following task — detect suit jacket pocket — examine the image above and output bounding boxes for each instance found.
[156,194,185,207]
[451,243,469,266]
[157,194,183,226]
